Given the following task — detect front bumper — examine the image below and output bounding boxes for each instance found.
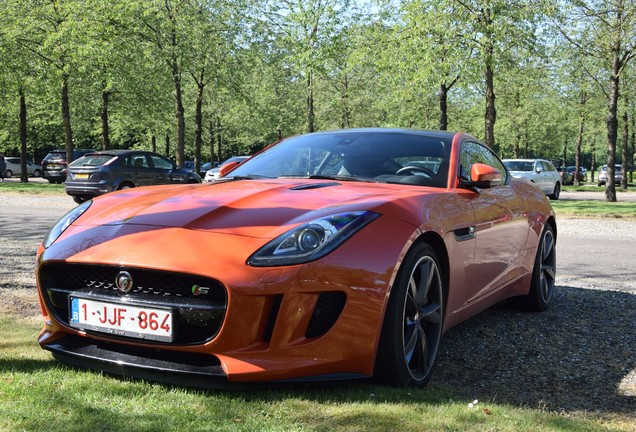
[36,216,414,384]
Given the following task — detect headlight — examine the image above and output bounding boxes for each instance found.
[248,211,380,267]
[42,200,92,248]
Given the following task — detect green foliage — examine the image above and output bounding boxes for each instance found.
[1,0,636,167]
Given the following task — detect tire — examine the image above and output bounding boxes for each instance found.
[549,182,560,200]
[118,182,134,190]
[510,224,556,311]
[5,170,12,178]
[72,195,89,204]
[375,242,444,387]
[33,169,41,177]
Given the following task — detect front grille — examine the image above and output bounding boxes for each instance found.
[39,263,227,345]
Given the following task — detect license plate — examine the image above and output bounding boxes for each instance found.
[75,173,89,179]
[70,297,173,342]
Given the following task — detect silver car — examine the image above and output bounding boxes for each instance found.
[3,157,42,177]
[204,156,250,182]
[597,164,622,186]
[503,158,562,200]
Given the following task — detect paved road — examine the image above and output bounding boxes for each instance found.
[1,191,634,294]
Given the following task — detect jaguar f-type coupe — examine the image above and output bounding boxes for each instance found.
[36,128,556,388]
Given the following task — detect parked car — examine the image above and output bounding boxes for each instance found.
[502,158,562,200]
[3,157,42,177]
[566,166,586,183]
[37,128,556,388]
[204,155,250,182]
[199,161,218,178]
[555,166,573,185]
[64,150,202,203]
[598,164,622,186]
[41,148,96,183]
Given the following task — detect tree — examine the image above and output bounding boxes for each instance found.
[455,0,539,152]
[259,0,351,133]
[555,0,636,201]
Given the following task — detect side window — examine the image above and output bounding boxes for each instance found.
[150,155,174,170]
[543,161,556,172]
[130,154,149,169]
[459,141,507,183]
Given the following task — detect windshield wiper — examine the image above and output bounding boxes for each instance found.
[277,174,375,183]
[224,174,271,181]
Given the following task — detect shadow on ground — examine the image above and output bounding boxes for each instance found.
[432,285,635,416]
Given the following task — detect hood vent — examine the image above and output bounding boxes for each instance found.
[289,181,340,191]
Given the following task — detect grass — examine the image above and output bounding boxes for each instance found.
[0,314,632,432]
[552,196,636,219]
[0,179,64,195]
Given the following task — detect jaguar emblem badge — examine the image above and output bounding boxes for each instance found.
[115,271,134,293]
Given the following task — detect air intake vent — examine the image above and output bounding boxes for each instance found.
[306,291,346,338]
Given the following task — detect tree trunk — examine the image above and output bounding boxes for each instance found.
[61,72,74,165]
[439,83,448,131]
[483,7,496,151]
[152,135,157,153]
[101,88,110,150]
[307,71,315,133]
[574,116,584,186]
[341,74,351,129]
[165,132,170,158]
[513,92,521,158]
[209,119,216,165]
[216,117,222,161]
[19,88,28,183]
[194,82,204,173]
[605,50,620,202]
[621,110,628,190]
[173,65,186,167]
[631,113,635,183]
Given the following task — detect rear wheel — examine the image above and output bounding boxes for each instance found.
[375,242,444,387]
[549,182,560,200]
[511,224,556,311]
[72,195,89,204]
[33,169,41,177]
[5,170,12,178]
[118,182,134,190]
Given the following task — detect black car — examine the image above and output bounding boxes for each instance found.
[65,150,202,203]
[41,148,96,183]
[556,166,574,185]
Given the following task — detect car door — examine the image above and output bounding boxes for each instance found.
[127,153,153,186]
[147,154,176,184]
[459,141,529,303]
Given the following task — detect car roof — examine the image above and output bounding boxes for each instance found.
[82,150,159,157]
[309,127,460,140]
[502,158,547,162]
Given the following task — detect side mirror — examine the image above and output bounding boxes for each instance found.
[218,161,240,177]
[461,163,502,189]
[536,166,544,173]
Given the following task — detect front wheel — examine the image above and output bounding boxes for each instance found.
[5,170,12,178]
[375,242,444,387]
[33,169,41,177]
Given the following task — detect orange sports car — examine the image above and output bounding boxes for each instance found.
[36,128,556,388]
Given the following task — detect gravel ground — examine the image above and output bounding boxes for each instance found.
[1,192,634,421]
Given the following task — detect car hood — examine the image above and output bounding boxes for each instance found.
[76,179,414,239]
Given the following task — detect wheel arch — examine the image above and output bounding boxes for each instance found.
[416,231,450,309]
[117,180,136,190]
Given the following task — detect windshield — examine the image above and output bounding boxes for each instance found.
[227,131,452,188]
